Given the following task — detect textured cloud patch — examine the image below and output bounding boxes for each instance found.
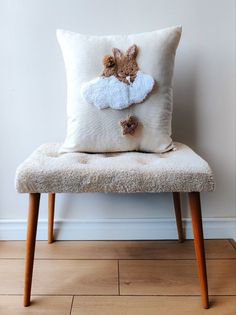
[81,71,154,110]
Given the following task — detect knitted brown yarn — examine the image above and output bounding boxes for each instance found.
[113,45,139,85]
[102,45,139,85]
[102,55,117,77]
[120,115,139,135]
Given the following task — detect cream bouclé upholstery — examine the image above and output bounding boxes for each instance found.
[15,143,214,193]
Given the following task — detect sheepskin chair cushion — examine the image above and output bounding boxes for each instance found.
[57,26,182,153]
[15,143,215,193]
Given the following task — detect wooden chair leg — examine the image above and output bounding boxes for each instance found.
[172,192,184,242]
[24,193,40,307]
[188,192,209,309]
[48,193,55,244]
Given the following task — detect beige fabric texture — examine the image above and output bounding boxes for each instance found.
[15,143,214,193]
[57,26,182,153]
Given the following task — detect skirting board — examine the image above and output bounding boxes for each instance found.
[0,218,235,240]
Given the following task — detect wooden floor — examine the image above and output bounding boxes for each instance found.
[0,239,235,314]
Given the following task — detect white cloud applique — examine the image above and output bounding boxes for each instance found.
[81,71,154,110]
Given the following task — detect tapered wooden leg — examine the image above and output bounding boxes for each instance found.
[172,192,184,242]
[188,192,209,309]
[24,193,40,307]
[48,193,55,244]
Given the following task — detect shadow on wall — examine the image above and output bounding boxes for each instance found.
[172,54,199,150]
[53,192,174,224]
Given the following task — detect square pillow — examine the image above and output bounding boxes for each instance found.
[57,26,181,153]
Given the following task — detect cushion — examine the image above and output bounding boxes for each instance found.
[15,143,215,193]
[57,26,182,153]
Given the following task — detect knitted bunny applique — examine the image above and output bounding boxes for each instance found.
[81,45,155,110]
[110,45,139,85]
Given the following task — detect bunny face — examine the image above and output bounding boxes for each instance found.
[112,45,139,85]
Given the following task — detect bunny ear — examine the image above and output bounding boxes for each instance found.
[112,48,123,60]
[126,44,138,59]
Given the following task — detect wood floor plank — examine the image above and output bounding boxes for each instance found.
[0,241,235,314]
[0,240,235,259]
[71,296,236,315]
[0,259,118,295]
[0,296,72,315]
[119,259,236,295]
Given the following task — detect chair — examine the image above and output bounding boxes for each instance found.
[15,142,214,308]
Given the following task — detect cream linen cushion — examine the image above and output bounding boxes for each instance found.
[57,26,182,153]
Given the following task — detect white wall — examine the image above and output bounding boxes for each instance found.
[0,0,235,238]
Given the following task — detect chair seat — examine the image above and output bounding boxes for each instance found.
[15,142,214,193]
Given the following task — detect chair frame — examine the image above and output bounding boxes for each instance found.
[23,192,209,309]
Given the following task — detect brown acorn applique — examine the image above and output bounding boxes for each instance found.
[120,115,139,136]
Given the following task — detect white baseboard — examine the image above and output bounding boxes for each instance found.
[0,218,235,241]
